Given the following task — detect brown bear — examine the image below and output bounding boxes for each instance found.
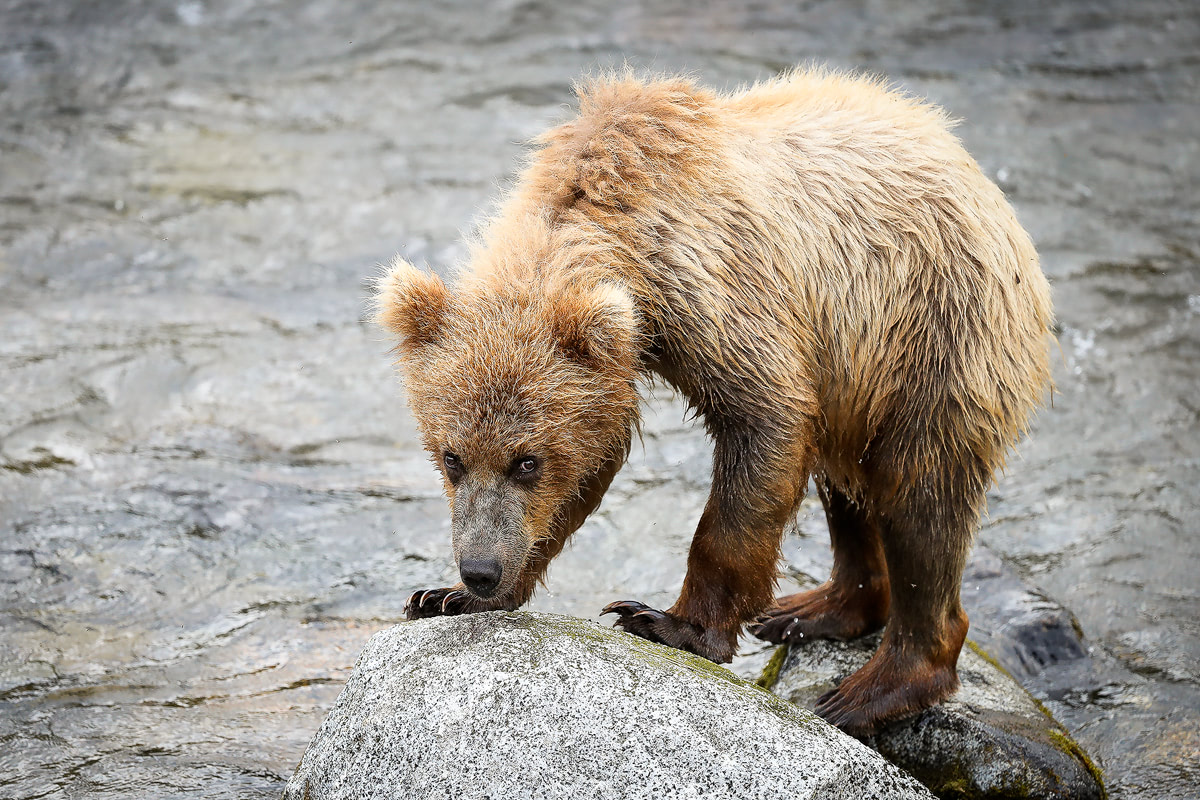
[376,68,1053,736]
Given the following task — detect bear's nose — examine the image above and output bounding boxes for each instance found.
[460,557,502,597]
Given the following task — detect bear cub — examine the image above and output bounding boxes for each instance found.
[377,68,1052,736]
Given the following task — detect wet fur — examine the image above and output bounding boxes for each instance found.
[378,68,1053,736]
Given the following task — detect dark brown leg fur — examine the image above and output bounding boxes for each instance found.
[814,605,968,736]
[406,456,623,621]
[606,425,809,663]
[750,478,889,644]
[604,501,777,663]
[813,464,979,736]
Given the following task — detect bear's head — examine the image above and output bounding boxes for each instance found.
[376,257,640,604]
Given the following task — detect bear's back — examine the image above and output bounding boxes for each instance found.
[484,70,1053,484]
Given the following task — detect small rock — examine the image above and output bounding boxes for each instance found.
[961,545,1089,679]
[765,635,1106,799]
[283,612,934,800]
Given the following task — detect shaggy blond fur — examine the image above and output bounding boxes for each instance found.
[378,68,1053,735]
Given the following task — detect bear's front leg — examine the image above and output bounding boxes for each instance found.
[603,426,810,663]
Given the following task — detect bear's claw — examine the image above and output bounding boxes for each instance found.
[746,614,810,644]
[602,600,664,621]
[404,586,474,620]
[748,583,889,644]
[602,599,671,641]
[809,645,961,737]
[601,599,734,663]
[814,683,880,737]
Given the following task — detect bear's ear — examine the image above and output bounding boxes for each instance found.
[550,283,638,369]
[375,257,450,350]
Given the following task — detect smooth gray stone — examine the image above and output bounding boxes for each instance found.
[960,544,1089,680]
[283,612,934,800]
[764,636,1106,800]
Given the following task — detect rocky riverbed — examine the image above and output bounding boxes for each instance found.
[1,1,1197,798]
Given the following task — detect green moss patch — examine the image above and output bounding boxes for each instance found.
[755,645,788,690]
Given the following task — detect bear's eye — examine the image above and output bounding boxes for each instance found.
[510,456,540,482]
[443,452,464,481]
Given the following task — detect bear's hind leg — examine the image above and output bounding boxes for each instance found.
[750,478,889,644]
[813,472,975,736]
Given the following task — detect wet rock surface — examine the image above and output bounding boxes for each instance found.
[282,612,934,800]
[767,634,1104,799]
[1,1,1198,798]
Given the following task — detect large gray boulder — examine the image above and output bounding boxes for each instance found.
[763,635,1106,799]
[283,612,933,800]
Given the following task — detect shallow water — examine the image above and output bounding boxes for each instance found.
[1,1,1197,797]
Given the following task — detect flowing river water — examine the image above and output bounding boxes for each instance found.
[1,1,1197,797]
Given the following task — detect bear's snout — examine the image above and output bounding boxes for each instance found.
[460,557,502,598]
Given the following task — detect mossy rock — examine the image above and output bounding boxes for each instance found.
[283,612,934,799]
[763,635,1106,800]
